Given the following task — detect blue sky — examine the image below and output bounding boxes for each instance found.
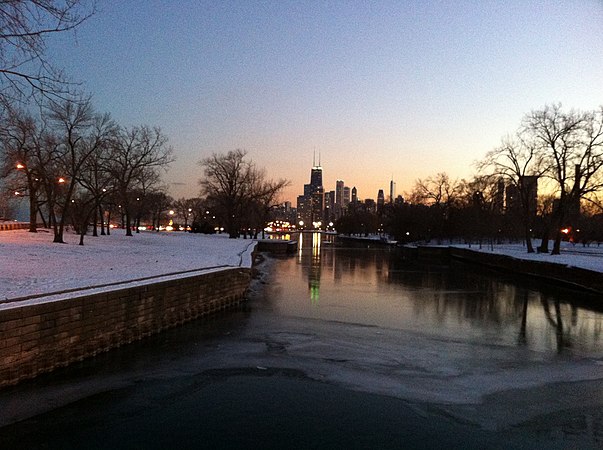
[46,0,603,202]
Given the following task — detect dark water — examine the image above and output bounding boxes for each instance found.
[289,233,603,357]
[1,233,603,449]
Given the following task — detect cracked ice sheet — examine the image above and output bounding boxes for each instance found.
[207,308,603,429]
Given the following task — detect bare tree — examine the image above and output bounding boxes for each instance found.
[409,172,460,208]
[199,150,252,238]
[247,170,289,238]
[525,104,603,255]
[456,175,505,247]
[479,134,547,253]
[47,96,113,243]
[172,197,197,231]
[108,125,174,236]
[407,173,460,242]
[75,113,117,241]
[199,149,288,238]
[0,0,95,104]
[0,107,40,230]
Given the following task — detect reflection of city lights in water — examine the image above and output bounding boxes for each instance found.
[298,232,304,262]
[267,233,291,241]
[310,280,319,305]
[297,232,324,305]
[310,232,321,305]
[312,232,321,258]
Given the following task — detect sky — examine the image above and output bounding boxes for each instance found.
[45,0,603,203]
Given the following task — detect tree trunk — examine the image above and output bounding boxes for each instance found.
[99,204,106,235]
[550,208,565,255]
[37,204,48,228]
[92,207,98,237]
[52,208,64,243]
[125,210,133,236]
[28,195,37,232]
[552,231,562,255]
[524,221,534,253]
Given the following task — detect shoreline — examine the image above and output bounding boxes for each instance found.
[403,244,603,295]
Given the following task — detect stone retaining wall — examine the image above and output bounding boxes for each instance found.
[0,268,251,387]
[401,245,603,294]
[449,247,603,294]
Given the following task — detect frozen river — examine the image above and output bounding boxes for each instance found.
[1,233,603,448]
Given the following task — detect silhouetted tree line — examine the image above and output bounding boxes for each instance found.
[0,98,174,244]
[336,104,603,255]
[197,150,289,239]
[0,2,187,245]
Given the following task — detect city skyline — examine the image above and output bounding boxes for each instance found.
[296,157,397,229]
[43,1,603,203]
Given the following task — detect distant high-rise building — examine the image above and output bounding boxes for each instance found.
[303,183,313,198]
[296,195,310,225]
[297,153,326,229]
[389,179,396,203]
[364,198,376,213]
[335,180,344,219]
[335,180,344,205]
[377,189,385,213]
[343,186,351,207]
[310,167,322,190]
[324,190,335,223]
[351,186,358,204]
[505,176,538,217]
[310,150,323,190]
[311,187,324,226]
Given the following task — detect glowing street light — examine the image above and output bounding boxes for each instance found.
[16,163,25,169]
[57,177,66,184]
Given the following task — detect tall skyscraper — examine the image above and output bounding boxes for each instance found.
[310,149,323,190]
[377,189,385,213]
[351,186,357,204]
[335,180,344,206]
[343,186,351,207]
[335,179,344,219]
[310,167,323,190]
[324,190,335,224]
[389,179,396,203]
[297,153,325,229]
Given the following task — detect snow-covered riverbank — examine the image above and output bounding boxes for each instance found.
[0,229,255,301]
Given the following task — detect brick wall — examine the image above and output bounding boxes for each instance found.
[0,268,251,387]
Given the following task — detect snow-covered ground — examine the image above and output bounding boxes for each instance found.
[449,240,603,273]
[0,229,256,301]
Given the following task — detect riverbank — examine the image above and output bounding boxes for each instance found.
[403,243,603,295]
[0,230,257,387]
